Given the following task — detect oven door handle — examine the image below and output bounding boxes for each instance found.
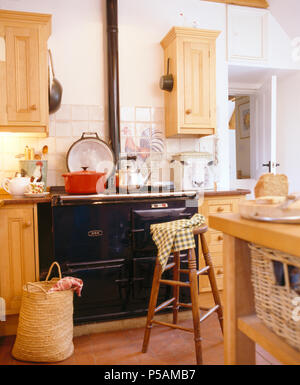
[131,229,145,233]
[65,264,124,274]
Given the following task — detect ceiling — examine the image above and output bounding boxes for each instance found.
[269,0,300,39]
[228,64,299,88]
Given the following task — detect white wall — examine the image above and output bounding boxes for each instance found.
[277,72,300,193]
[0,0,231,189]
[0,0,106,106]
[118,0,230,189]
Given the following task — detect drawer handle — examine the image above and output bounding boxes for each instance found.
[185,109,192,115]
[217,207,224,212]
[217,235,223,241]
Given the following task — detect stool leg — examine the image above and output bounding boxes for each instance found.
[200,233,224,333]
[188,248,203,365]
[142,258,162,353]
[172,252,180,325]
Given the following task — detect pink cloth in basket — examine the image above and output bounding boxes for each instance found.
[48,277,83,297]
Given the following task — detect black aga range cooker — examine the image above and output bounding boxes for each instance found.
[49,192,198,325]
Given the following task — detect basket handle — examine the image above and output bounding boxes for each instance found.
[26,282,48,294]
[45,262,62,282]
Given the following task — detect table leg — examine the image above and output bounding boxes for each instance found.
[223,234,256,365]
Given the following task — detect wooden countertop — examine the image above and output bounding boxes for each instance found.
[209,213,300,258]
[0,194,52,205]
[203,189,250,197]
[0,189,250,206]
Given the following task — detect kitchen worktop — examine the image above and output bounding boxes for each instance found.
[0,188,250,206]
[209,213,300,365]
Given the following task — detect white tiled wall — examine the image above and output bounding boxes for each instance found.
[0,104,107,187]
[0,104,217,188]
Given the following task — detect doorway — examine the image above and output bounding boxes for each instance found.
[228,88,258,195]
[229,94,251,180]
[228,65,283,195]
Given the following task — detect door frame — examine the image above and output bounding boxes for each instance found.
[229,85,258,193]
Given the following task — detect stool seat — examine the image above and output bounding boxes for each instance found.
[193,225,208,235]
[142,221,223,365]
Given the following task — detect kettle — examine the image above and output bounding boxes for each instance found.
[118,158,149,191]
[2,174,30,196]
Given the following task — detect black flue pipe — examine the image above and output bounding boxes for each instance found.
[106,0,120,164]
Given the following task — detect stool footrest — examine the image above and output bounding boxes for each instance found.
[200,305,220,324]
[159,279,190,287]
[152,320,195,334]
[164,262,176,271]
[154,297,175,313]
[178,302,192,309]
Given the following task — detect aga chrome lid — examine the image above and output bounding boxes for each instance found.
[66,132,115,179]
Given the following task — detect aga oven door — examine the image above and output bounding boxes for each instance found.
[63,259,130,324]
[130,205,198,313]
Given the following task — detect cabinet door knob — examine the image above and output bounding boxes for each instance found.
[185,109,192,115]
[30,105,37,111]
[217,207,224,212]
[217,235,223,241]
[216,269,223,275]
[24,221,31,227]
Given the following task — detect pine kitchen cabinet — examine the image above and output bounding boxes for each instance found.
[0,204,38,316]
[160,27,220,138]
[0,10,51,135]
[197,191,249,294]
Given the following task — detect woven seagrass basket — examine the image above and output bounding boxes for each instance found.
[12,262,74,363]
[250,244,300,351]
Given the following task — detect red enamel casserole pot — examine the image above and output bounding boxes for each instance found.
[62,167,106,194]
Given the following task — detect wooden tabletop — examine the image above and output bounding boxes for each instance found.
[209,213,300,258]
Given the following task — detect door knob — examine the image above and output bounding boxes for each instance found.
[262,161,280,173]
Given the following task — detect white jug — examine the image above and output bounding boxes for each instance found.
[2,176,30,196]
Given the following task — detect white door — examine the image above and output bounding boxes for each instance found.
[253,75,278,179]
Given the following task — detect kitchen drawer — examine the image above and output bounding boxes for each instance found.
[208,231,224,245]
[207,203,234,214]
[199,251,223,267]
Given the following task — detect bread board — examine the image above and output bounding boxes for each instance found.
[239,197,300,224]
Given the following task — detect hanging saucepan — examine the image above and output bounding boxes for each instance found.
[66,132,115,193]
[159,58,174,92]
[48,49,63,114]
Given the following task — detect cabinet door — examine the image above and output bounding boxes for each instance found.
[227,6,268,62]
[0,207,36,315]
[182,40,212,128]
[5,25,41,123]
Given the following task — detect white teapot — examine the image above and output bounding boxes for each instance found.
[2,175,30,196]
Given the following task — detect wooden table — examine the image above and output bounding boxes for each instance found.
[209,213,300,365]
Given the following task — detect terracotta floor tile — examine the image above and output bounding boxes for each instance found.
[0,314,281,366]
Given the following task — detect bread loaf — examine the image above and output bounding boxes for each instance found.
[254,173,288,198]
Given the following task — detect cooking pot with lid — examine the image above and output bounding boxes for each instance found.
[62,167,106,194]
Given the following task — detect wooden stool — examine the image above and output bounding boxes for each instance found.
[142,224,223,365]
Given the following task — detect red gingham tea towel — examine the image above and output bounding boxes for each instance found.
[48,277,83,297]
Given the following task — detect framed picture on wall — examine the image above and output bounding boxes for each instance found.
[238,101,250,139]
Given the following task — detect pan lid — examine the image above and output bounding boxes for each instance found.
[67,132,115,179]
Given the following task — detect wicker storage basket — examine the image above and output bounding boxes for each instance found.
[250,244,300,351]
[12,262,74,363]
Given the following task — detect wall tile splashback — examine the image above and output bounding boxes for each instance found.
[0,104,217,188]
